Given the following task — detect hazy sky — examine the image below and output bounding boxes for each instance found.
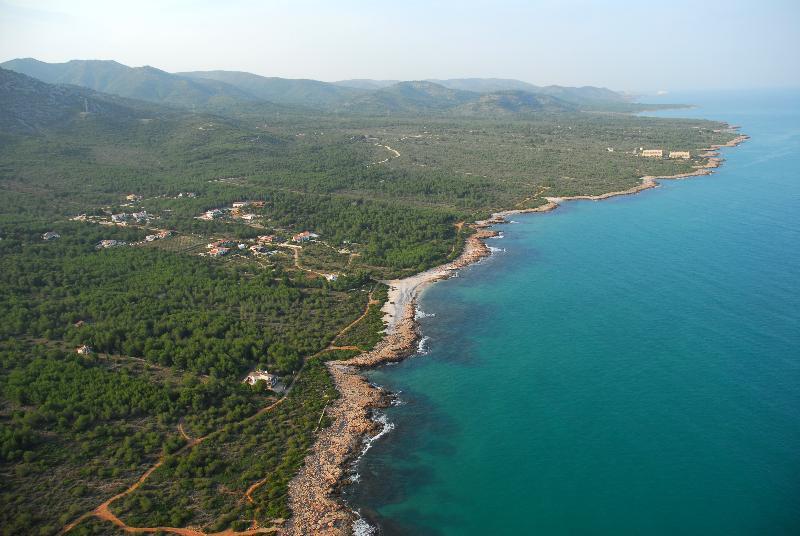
[1,0,798,92]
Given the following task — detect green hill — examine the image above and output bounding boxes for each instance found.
[178,70,365,107]
[534,84,628,104]
[0,67,167,134]
[453,90,577,115]
[427,77,541,93]
[340,80,478,114]
[2,59,640,116]
[333,79,400,90]
[338,77,630,106]
[0,58,257,109]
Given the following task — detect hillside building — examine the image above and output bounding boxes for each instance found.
[244,370,278,387]
[669,151,691,159]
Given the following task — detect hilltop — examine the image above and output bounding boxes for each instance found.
[0,67,169,134]
[0,58,257,109]
[453,90,577,115]
[339,80,477,114]
[2,58,650,116]
[177,70,365,107]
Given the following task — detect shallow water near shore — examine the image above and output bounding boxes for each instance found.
[345,90,800,535]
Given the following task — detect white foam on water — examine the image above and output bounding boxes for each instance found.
[416,335,431,355]
[359,412,395,458]
[390,392,406,406]
[487,246,506,253]
[353,515,377,536]
[415,308,436,319]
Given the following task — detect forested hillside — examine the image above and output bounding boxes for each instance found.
[3,58,670,115]
[1,58,258,108]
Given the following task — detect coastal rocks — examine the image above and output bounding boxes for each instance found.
[286,366,389,535]
[285,225,495,536]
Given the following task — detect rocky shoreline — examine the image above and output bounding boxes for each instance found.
[284,131,749,535]
[284,228,495,535]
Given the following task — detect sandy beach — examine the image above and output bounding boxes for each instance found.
[284,132,749,535]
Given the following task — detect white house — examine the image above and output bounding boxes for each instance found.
[244,370,277,387]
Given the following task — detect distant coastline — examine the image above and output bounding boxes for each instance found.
[284,129,749,536]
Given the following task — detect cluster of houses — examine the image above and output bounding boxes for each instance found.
[207,247,230,258]
[292,231,319,242]
[96,239,127,249]
[198,200,266,222]
[42,231,60,241]
[202,230,321,260]
[144,230,173,242]
[125,193,142,202]
[639,149,692,159]
[198,208,224,221]
[257,235,277,244]
[206,238,238,257]
[111,211,151,224]
[249,244,274,255]
[205,236,279,258]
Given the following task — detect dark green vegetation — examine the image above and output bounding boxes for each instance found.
[0,64,738,534]
[0,341,272,535]
[335,285,390,352]
[108,357,337,531]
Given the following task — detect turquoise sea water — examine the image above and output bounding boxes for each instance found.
[346,90,800,535]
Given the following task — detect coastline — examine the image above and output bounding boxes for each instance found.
[284,132,748,535]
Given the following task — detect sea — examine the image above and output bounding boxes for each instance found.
[345,89,800,535]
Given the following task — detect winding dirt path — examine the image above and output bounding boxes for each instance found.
[61,288,380,534]
[366,143,401,166]
[61,395,291,535]
[239,292,376,507]
[178,422,192,442]
[283,244,337,280]
[329,289,379,346]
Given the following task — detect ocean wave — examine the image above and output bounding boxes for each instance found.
[353,515,377,536]
[389,391,405,406]
[487,245,506,253]
[416,335,430,355]
[491,231,505,239]
[415,308,436,319]
[359,412,395,457]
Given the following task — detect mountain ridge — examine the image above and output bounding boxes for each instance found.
[2,58,640,115]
